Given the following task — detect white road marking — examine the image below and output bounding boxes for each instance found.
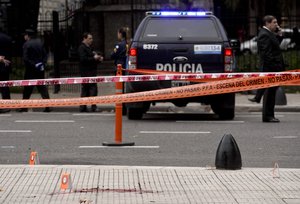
[0,130,32,133]
[1,146,15,149]
[73,113,114,116]
[236,115,284,118]
[140,131,210,134]
[245,112,300,115]
[0,114,11,117]
[176,121,245,124]
[15,120,74,123]
[273,136,298,139]
[29,112,67,115]
[79,146,160,149]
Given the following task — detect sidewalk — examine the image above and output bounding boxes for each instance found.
[0,165,299,203]
[235,92,300,112]
[3,91,300,203]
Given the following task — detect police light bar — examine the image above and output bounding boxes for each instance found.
[146,11,212,16]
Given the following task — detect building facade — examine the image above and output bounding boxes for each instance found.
[248,0,299,36]
[38,0,84,32]
[82,0,214,58]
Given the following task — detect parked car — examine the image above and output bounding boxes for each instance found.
[125,11,238,120]
[240,37,290,54]
[240,28,299,54]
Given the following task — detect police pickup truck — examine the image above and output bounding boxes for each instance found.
[125,11,237,120]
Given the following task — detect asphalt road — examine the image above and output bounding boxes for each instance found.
[0,106,299,168]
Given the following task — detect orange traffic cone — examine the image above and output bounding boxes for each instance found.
[60,173,73,190]
[29,151,40,165]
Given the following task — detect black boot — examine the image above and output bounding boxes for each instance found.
[43,107,52,112]
[248,98,260,103]
[0,109,11,113]
[79,105,88,112]
[91,105,99,112]
[17,108,28,112]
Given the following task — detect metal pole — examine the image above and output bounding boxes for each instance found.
[52,11,60,93]
[115,64,123,143]
[102,64,135,146]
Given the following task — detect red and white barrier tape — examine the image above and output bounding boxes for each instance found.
[1,73,300,109]
[1,71,300,87]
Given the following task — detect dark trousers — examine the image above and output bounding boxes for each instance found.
[23,85,50,99]
[0,71,11,100]
[254,89,265,103]
[80,83,98,110]
[262,86,278,120]
[22,68,50,100]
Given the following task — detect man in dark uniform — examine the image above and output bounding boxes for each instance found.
[18,29,51,112]
[257,15,285,122]
[78,32,103,112]
[0,30,12,113]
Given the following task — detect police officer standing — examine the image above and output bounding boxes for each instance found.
[111,27,128,70]
[17,29,51,112]
[257,15,285,122]
[78,32,103,112]
[0,30,12,113]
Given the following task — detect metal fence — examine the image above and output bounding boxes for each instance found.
[235,16,300,72]
[9,2,300,94]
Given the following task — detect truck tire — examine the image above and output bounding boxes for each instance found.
[127,108,143,120]
[210,93,235,120]
[211,104,235,120]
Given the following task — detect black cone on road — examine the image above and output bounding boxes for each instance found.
[215,134,242,170]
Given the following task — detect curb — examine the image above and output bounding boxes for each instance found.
[9,104,300,113]
[235,105,300,112]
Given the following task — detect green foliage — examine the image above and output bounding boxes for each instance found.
[10,57,25,80]
[236,50,300,72]
[236,53,260,72]
[9,57,25,93]
[236,50,300,93]
[224,0,241,11]
[282,51,300,70]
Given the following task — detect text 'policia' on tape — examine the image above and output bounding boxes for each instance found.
[0,73,299,109]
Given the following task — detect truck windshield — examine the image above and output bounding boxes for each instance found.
[141,17,222,41]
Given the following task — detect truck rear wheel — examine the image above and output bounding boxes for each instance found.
[211,105,235,120]
[127,108,144,120]
[210,93,235,120]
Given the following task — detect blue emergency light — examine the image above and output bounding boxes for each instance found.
[146,11,212,16]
